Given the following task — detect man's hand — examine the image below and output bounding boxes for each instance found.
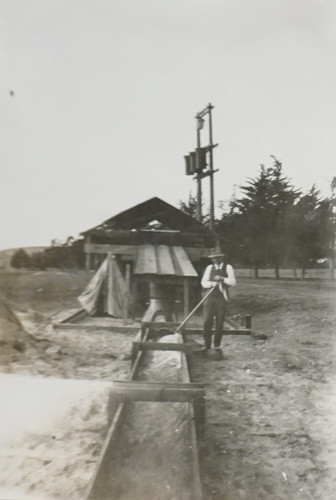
[214,275,225,281]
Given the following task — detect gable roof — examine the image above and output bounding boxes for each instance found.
[82,197,208,235]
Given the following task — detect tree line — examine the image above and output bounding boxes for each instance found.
[10,237,85,271]
[10,157,335,279]
[180,157,336,280]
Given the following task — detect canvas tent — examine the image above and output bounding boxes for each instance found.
[78,254,129,317]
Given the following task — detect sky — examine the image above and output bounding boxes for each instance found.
[1,0,336,250]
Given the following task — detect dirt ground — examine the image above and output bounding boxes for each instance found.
[0,270,335,499]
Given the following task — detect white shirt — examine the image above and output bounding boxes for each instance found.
[201,263,236,289]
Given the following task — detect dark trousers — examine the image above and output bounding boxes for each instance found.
[203,295,227,349]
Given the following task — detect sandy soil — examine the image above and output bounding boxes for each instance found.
[0,270,335,499]
[190,279,336,500]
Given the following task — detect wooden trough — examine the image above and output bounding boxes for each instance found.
[84,324,206,500]
[54,307,251,499]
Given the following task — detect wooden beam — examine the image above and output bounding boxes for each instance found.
[85,402,127,500]
[84,243,212,263]
[85,243,137,257]
[185,328,251,335]
[53,323,140,332]
[52,307,86,325]
[141,320,251,335]
[108,380,205,403]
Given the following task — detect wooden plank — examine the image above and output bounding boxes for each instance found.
[108,380,205,403]
[53,323,140,333]
[52,307,85,324]
[84,243,137,256]
[85,402,127,500]
[145,244,157,273]
[111,380,204,390]
[85,243,213,261]
[61,308,87,323]
[134,244,157,274]
[188,405,204,498]
[173,246,198,277]
[157,245,175,275]
[136,244,157,274]
[54,319,249,335]
[184,328,251,335]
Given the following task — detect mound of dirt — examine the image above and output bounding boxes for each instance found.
[0,297,36,363]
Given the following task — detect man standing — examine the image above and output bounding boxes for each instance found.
[201,245,236,353]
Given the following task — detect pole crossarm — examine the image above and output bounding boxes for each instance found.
[196,103,214,118]
[205,143,219,151]
[194,169,219,180]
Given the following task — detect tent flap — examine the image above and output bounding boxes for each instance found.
[78,255,128,317]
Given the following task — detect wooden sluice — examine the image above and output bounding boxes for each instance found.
[84,320,205,500]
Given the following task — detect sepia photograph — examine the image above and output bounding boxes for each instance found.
[0,1,335,499]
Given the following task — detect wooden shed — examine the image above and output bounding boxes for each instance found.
[81,197,215,319]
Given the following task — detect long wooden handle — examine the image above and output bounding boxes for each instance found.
[175,286,216,333]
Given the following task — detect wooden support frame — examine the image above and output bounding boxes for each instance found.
[52,308,87,326]
[187,328,251,335]
[108,380,206,445]
[141,318,252,337]
[53,315,251,335]
[85,326,205,500]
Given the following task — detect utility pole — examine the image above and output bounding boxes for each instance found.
[184,103,218,231]
[196,115,203,222]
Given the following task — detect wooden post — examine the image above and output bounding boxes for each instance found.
[196,126,202,222]
[183,278,190,318]
[208,103,215,231]
[106,252,113,314]
[194,395,206,439]
[85,236,91,270]
[85,252,91,271]
[245,315,252,329]
[94,253,100,269]
[124,264,131,325]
